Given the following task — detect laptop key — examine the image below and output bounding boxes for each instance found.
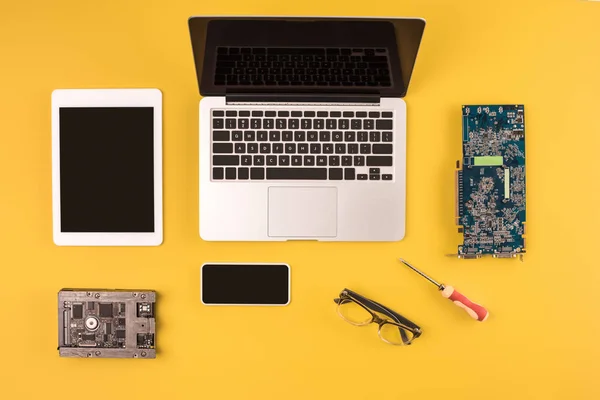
[279,155,290,166]
[354,156,365,166]
[317,156,327,166]
[323,144,334,154]
[382,112,393,118]
[251,167,265,180]
[270,131,281,141]
[363,120,374,130]
[304,156,315,166]
[251,119,261,129]
[289,119,300,129]
[367,156,393,166]
[234,143,246,153]
[357,132,368,142]
[292,156,302,166]
[273,143,284,153]
[213,155,239,166]
[344,168,356,180]
[382,132,393,142]
[329,168,343,180]
[310,144,321,154]
[329,156,340,166]
[373,144,393,154]
[238,167,249,180]
[370,168,380,174]
[263,119,274,129]
[285,143,296,153]
[248,143,258,153]
[260,143,271,153]
[241,155,252,165]
[339,119,349,130]
[314,119,324,129]
[335,144,346,154]
[326,119,337,129]
[319,131,331,141]
[298,143,309,153]
[244,131,255,141]
[276,119,286,129]
[294,131,306,141]
[382,174,393,181]
[348,144,359,154]
[254,155,265,166]
[267,155,277,166]
[232,131,243,141]
[257,131,268,141]
[238,119,249,129]
[360,144,371,154]
[226,119,236,129]
[266,168,327,180]
[307,131,318,141]
[213,119,224,129]
[301,119,312,129]
[213,130,229,141]
[345,131,356,141]
[351,119,361,129]
[357,174,368,180]
[376,120,393,130]
[225,167,236,180]
[213,167,224,180]
[282,131,293,141]
[370,132,381,142]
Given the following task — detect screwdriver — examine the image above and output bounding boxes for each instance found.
[398,259,489,322]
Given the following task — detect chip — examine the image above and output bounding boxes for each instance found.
[82,334,95,341]
[99,303,113,318]
[72,304,83,319]
[116,330,126,339]
[87,302,95,310]
[105,323,112,335]
[117,318,126,326]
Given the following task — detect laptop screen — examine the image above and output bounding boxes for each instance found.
[189,17,425,98]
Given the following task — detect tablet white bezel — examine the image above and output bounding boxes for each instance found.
[52,88,163,246]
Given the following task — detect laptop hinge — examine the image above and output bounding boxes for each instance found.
[225,93,380,106]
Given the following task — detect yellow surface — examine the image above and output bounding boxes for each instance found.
[1,1,600,399]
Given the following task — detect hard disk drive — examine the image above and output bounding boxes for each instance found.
[58,289,156,358]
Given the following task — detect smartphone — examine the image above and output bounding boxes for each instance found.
[201,263,290,306]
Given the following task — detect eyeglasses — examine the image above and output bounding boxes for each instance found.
[334,288,422,345]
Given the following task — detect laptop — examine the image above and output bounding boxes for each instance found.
[189,17,426,241]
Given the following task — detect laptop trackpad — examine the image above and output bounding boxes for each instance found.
[268,187,337,238]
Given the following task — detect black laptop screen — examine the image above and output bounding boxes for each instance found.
[189,17,425,98]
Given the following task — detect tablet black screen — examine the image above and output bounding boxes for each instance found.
[59,107,154,232]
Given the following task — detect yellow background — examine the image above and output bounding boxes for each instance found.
[1,0,599,399]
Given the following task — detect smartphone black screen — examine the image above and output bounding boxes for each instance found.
[201,264,290,305]
[59,107,154,232]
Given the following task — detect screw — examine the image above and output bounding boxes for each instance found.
[141,294,146,299]
[95,351,101,356]
[87,353,92,357]
[133,293,138,297]
[133,354,138,358]
[141,351,147,357]
[94,293,100,299]
[86,292,91,297]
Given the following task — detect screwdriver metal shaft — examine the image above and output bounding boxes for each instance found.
[398,258,489,322]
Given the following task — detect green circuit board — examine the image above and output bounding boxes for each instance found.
[456,105,526,259]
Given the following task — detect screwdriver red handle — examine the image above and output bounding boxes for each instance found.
[441,286,489,322]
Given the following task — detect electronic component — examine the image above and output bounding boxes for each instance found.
[456,105,526,259]
[58,289,156,358]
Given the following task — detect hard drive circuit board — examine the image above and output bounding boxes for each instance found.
[58,289,156,358]
[457,105,526,259]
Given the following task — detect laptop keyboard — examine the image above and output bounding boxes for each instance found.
[214,47,392,87]
[211,109,394,181]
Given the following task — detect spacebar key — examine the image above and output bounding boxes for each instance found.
[266,168,327,180]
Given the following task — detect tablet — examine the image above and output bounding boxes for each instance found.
[51,89,163,246]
